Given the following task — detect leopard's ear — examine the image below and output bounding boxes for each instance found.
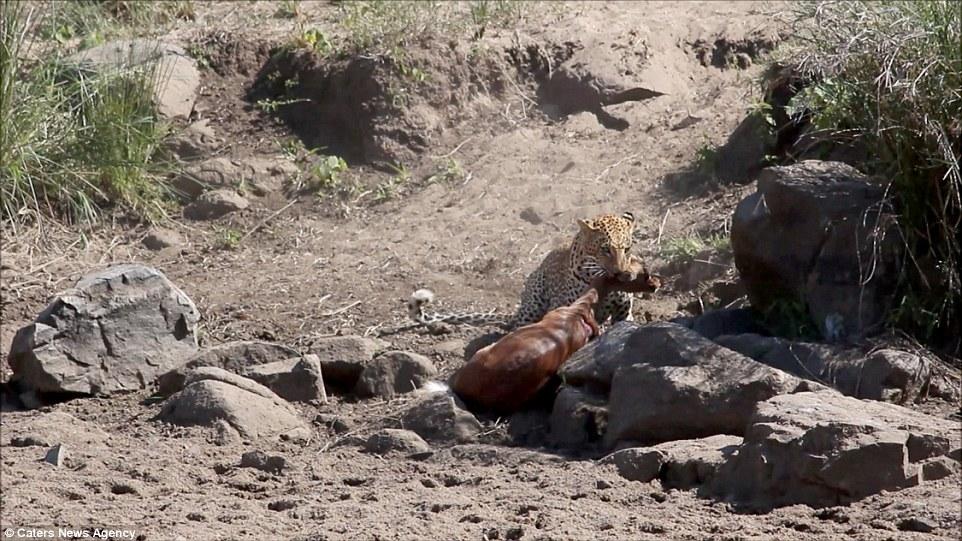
[622,211,635,224]
[577,218,598,232]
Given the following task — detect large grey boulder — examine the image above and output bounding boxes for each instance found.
[715,334,959,403]
[731,161,900,341]
[601,323,813,447]
[158,367,308,441]
[8,264,199,396]
[66,39,199,119]
[710,391,961,510]
[156,341,298,396]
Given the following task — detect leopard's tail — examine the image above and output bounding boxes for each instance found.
[407,289,513,329]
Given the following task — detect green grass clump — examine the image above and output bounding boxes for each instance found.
[774,0,961,346]
[660,233,730,263]
[1,1,173,224]
[338,1,524,52]
[38,0,194,46]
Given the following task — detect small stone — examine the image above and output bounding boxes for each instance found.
[364,429,430,455]
[343,477,370,487]
[183,189,249,220]
[604,447,666,483]
[240,450,288,475]
[505,526,524,540]
[897,517,937,533]
[142,228,183,251]
[596,479,613,490]
[11,435,48,447]
[314,414,352,434]
[110,482,139,495]
[920,455,961,481]
[44,444,66,467]
[187,512,207,522]
[267,499,298,512]
[814,507,851,524]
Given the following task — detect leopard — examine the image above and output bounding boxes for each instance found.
[408,211,646,330]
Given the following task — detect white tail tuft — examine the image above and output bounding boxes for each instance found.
[421,380,450,394]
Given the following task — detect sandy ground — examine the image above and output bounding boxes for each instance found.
[2,2,959,540]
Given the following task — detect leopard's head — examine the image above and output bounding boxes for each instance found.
[571,212,637,281]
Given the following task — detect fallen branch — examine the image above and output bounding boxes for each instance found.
[320,300,361,317]
[239,199,298,245]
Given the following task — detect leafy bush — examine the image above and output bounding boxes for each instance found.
[1,1,173,224]
[774,0,961,346]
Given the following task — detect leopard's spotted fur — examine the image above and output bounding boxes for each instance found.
[409,212,641,329]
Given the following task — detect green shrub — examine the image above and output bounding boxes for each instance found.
[1,1,172,224]
[774,0,961,346]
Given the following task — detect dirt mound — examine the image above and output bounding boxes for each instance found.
[249,42,512,165]
[191,31,273,78]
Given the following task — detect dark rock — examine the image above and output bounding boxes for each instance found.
[690,308,767,340]
[240,450,288,475]
[353,351,437,399]
[897,517,937,533]
[314,413,352,434]
[559,321,643,393]
[919,455,961,481]
[604,447,666,483]
[141,227,184,251]
[267,499,298,512]
[8,264,199,396]
[548,386,607,447]
[731,161,900,341]
[508,409,550,446]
